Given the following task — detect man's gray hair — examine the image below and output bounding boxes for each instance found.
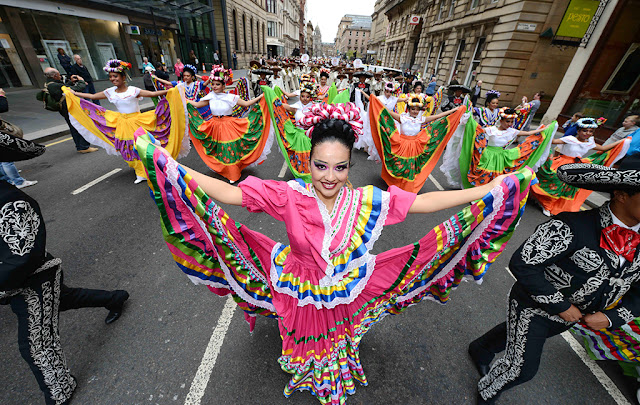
[44,68,58,79]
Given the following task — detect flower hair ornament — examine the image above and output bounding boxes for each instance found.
[486,89,501,99]
[384,81,398,92]
[498,107,519,119]
[210,65,232,85]
[298,102,363,140]
[183,64,198,75]
[299,81,318,98]
[576,117,602,129]
[406,93,426,108]
[103,59,132,74]
[319,68,331,78]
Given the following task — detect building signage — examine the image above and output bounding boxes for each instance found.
[409,15,420,25]
[556,0,600,38]
[127,25,141,35]
[516,23,537,32]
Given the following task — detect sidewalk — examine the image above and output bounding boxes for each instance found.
[4,71,606,208]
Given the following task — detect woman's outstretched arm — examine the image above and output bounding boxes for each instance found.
[71,90,107,100]
[181,164,243,205]
[409,174,509,213]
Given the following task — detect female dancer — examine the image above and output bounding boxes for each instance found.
[473,89,501,127]
[133,102,534,405]
[368,93,465,192]
[186,65,269,183]
[64,59,188,183]
[441,107,556,189]
[531,117,629,216]
[152,64,212,119]
[281,81,316,124]
[316,68,331,101]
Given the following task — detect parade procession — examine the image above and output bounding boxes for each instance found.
[2,0,640,404]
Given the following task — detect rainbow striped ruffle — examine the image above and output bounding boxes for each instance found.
[136,129,534,405]
[573,319,640,363]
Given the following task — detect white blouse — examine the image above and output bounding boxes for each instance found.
[559,136,596,158]
[484,126,520,147]
[200,92,240,116]
[379,95,398,111]
[400,113,426,136]
[103,86,142,114]
[291,101,313,123]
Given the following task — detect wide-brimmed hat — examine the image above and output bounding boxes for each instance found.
[336,73,347,79]
[0,133,45,163]
[249,60,262,68]
[353,71,373,78]
[270,66,282,72]
[251,68,273,76]
[449,84,472,93]
[557,155,640,193]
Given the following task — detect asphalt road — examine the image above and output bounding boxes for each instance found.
[1,133,636,405]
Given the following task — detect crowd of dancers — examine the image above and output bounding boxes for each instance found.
[2,55,640,405]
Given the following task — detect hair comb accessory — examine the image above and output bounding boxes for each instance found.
[298,102,363,140]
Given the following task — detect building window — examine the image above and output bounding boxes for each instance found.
[348,39,351,45]
[243,14,248,51]
[356,31,359,36]
[266,0,277,13]
[438,0,447,20]
[602,43,640,94]
[268,21,277,37]
[449,39,466,83]
[424,43,434,77]
[434,41,445,77]
[250,17,254,52]
[232,10,238,51]
[470,0,479,9]
[448,0,456,17]
[465,37,485,86]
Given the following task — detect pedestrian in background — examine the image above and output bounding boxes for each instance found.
[141,56,154,73]
[603,115,639,146]
[56,48,72,76]
[425,75,437,96]
[521,91,544,131]
[70,54,100,105]
[174,58,184,79]
[41,68,98,154]
[213,50,220,65]
[0,88,36,188]
[232,50,238,70]
[471,79,483,106]
[188,50,198,67]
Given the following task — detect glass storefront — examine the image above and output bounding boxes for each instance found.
[18,8,127,81]
[0,20,31,88]
[130,27,178,73]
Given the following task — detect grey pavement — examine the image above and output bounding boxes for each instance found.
[0,133,634,404]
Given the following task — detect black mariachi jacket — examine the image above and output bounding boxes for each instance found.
[509,203,640,329]
[253,79,271,97]
[0,181,48,291]
[350,82,371,106]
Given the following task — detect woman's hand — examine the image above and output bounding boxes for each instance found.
[488,173,510,190]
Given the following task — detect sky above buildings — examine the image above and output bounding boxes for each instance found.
[308,0,375,42]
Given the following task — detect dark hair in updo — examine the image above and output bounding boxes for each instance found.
[310,119,356,159]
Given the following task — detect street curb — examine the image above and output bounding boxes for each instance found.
[26,103,156,144]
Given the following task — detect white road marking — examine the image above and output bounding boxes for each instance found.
[278,159,288,178]
[560,331,632,405]
[504,267,630,404]
[71,169,122,195]
[428,174,444,191]
[184,296,236,405]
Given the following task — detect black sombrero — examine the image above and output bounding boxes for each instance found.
[0,133,45,163]
[557,155,640,193]
[448,84,472,93]
[251,68,273,76]
[353,71,373,78]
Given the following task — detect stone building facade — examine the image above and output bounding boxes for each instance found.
[369,0,390,65]
[373,0,583,111]
[335,14,372,59]
[283,0,301,56]
[225,0,269,67]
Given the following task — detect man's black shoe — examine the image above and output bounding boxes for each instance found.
[105,290,129,325]
[468,341,492,377]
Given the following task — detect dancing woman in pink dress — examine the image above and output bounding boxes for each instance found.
[135,103,536,404]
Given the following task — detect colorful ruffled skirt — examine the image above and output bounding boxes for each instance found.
[187,96,273,182]
[369,94,466,193]
[441,114,556,188]
[531,139,630,215]
[134,129,534,404]
[63,86,189,178]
